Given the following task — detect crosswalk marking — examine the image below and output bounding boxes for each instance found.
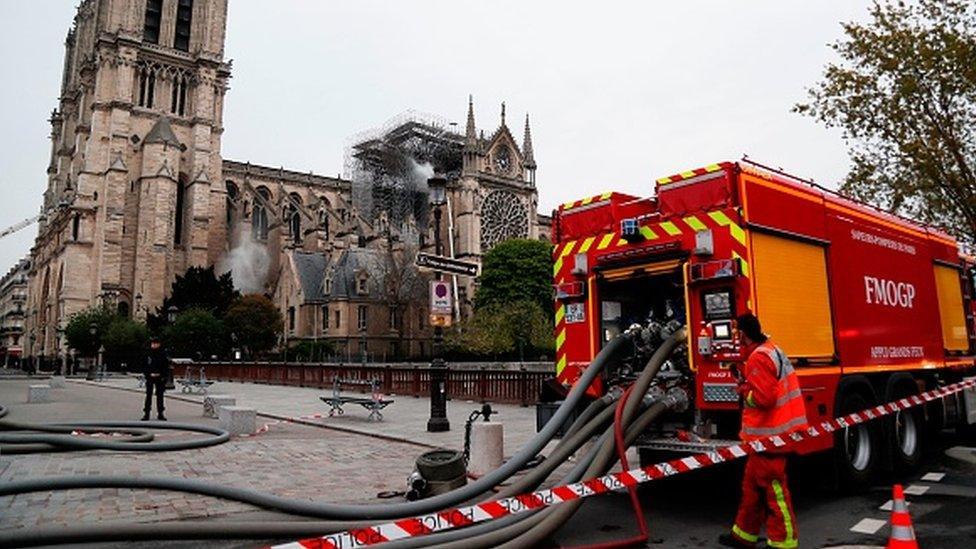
[850,518,887,535]
[903,484,930,496]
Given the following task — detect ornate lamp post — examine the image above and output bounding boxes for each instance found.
[426,174,450,432]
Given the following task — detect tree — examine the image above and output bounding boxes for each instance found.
[162,308,228,360]
[150,266,240,331]
[224,294,283,357]
[475,239,554,315]
[446,300,554,360]
[64,305,115,357]
[103,318,149,370]
[795,0,976,246]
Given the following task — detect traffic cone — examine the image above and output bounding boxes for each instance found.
[886,484,919,549]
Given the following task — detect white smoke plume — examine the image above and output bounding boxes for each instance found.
[409,158,435,189]
[219,238,271,294]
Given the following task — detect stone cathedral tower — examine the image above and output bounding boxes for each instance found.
[26,0,231,360]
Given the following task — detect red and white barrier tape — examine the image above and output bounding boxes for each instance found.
[265,378,976,549]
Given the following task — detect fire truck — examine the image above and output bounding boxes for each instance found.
[549,159,976,485]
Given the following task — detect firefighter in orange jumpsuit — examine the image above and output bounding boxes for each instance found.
[718,313,808,549]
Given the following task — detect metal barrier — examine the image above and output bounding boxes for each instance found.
[170,362,549,406]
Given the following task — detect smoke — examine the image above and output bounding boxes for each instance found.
[409,158,435,189]
[219,238,271,294]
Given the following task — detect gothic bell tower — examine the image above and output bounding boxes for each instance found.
[27,0,232,360]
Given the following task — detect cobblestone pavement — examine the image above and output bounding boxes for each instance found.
[0,379,462,532]
[0,376,565,542]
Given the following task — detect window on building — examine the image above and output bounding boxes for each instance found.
[225,181,238,227]
[334,309,340,329]
[288,306,296,332]
[174,0,193,52]
[138,69,156,108]
[170,75,189,116]
[143,0,163,44]
[357,305,367,331]
[252,188,270,240]
[174,179,186,245]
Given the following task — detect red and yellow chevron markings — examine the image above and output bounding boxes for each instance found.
[560,192,614,212]
[656,163,724,186]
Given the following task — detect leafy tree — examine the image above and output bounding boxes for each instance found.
[162,308,228,360]
[103,318,149,370]
[224,294,283,357]
[64,305,115,357]
[475,239,554,315]
[446,300,554,360]
[149,266,239,331]
[795,0,976,246]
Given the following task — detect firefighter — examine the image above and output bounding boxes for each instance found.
[718,313,808,549]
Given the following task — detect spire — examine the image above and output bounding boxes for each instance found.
[500,101,506,126]
[523,113,536,168]
[465,95,477,148]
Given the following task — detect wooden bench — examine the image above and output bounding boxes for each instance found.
[319,377,394,421]
[177,365,215,395]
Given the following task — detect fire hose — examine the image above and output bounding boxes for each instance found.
[0,329,646,547]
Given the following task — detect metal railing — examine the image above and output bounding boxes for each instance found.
[170,362,551,406]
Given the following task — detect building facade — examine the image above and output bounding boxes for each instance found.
[24,0,549,363]
[0,258,30,367]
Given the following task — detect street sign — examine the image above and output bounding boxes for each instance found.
[430,280,453,315]
[416,253,480,277]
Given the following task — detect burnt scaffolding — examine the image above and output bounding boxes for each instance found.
[344,111,464,242]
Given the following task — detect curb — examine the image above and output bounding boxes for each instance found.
[67,379,438,450]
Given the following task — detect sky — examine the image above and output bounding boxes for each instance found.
[0,0,874,271]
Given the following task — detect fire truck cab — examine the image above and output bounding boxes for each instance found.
[550,160,976,485]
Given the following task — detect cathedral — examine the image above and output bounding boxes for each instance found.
[24,0,549,363]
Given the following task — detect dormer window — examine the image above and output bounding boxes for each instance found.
[356,273,368,296]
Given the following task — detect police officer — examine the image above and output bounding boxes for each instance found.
[719,313,808,549]
[142,337,169,421]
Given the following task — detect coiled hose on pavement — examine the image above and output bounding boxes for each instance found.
[0,331,642,547]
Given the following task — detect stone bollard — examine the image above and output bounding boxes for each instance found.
[218,406,256,436]
[203,394,237,418]
[49,376,67,389]
[468,421,504,476]
[28,384,51,403]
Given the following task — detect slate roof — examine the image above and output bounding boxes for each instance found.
[143,117,182,147]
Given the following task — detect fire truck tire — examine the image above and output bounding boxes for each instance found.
[886,378,923,473]
[416,450,467,481]
[834,391,879,489]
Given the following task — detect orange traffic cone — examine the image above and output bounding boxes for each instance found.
[886,484,919,549]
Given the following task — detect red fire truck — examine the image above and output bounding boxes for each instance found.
[550,159,976,484]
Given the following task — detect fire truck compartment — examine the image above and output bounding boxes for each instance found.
[596,260,685,344]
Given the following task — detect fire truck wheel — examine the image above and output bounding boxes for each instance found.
[416,449,466,482]
[887,383,922,473]
[834,391,879,489]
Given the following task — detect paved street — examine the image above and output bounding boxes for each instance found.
[2,376,976,548]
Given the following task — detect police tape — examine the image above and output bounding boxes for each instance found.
[265,378,976,549]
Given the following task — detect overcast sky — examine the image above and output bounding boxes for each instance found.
[0,0,874,271]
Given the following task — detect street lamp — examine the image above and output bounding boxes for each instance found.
[426,174,450,432]
[86,321,97,380]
